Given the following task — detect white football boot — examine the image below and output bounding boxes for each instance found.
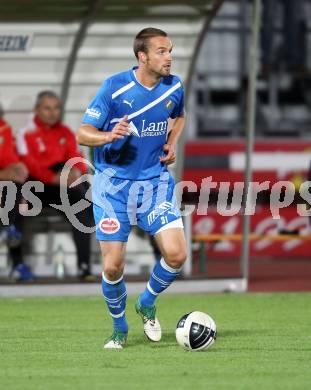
[103,330,127,349]
[135,299,162,342]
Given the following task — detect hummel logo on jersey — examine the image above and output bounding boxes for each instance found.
[123,99,134,108]
[147,201,174,226]
[85,108,101,119]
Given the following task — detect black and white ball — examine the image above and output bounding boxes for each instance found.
[176,311,217,351]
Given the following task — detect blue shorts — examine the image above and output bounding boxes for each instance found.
[92,170,181,241]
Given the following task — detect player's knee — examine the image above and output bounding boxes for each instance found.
[165,247,187,268]
[103,264,123,281]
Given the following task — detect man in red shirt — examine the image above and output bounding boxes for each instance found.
[0,113,27,183]
[16,91,94,280]
[0,104,35,280]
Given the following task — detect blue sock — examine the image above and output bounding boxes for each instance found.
[139,258,181,307]
[101,273,128,333]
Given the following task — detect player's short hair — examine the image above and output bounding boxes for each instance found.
[35,90,60,107]
[133,27,168,59]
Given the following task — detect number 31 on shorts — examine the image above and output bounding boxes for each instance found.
[161,216,168,225]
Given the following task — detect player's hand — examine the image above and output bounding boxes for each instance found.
[52,172,61,185]
[67,168,81,186]
[109,115,130,142]
[159,143,176,165]
[12,162,28,182]
[0,163,28,183]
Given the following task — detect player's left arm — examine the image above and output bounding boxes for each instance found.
[159,115,185,165]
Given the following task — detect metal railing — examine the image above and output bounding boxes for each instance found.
[189,0,311,139]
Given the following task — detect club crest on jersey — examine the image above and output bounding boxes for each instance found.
[166,99,173,109]
[59,137,66,145]
[99,218,120,234]
[0,136,3,144]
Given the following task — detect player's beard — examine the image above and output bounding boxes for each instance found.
[146,58,171,78]
[161,63,171,76]
[156,61,171,77]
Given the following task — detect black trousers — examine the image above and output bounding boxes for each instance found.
[0,182,23,268]
[10,181,93,272]
[0,182,23,228]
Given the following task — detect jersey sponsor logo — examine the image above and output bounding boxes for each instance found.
[85,108,101,119]
[141,119,168,137]
[127,120,168,138]
[147,201,174,226]
[123,99,134,109]
[128,121,140,137]
[99,217,120,234]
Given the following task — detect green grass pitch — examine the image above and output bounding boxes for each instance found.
[0,292,310,390]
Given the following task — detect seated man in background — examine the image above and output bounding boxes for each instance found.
[15,91,94,281]
[0,104,35,281]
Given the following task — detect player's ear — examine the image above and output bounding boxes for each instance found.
[138,51,147,64]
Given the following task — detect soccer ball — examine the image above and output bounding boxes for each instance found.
[175,311,217,351]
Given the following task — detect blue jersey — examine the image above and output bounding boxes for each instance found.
[82,67,184,180]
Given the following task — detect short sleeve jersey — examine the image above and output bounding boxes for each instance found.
[82,67,184,180]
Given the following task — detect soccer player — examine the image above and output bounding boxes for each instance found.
[77,27,187,348]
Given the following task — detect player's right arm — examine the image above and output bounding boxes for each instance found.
[77,78,130,147]
[76,116,130,147]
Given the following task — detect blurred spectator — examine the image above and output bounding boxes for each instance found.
[0,103,36,281]
[14,91,94,281]
[261,0,307,76]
